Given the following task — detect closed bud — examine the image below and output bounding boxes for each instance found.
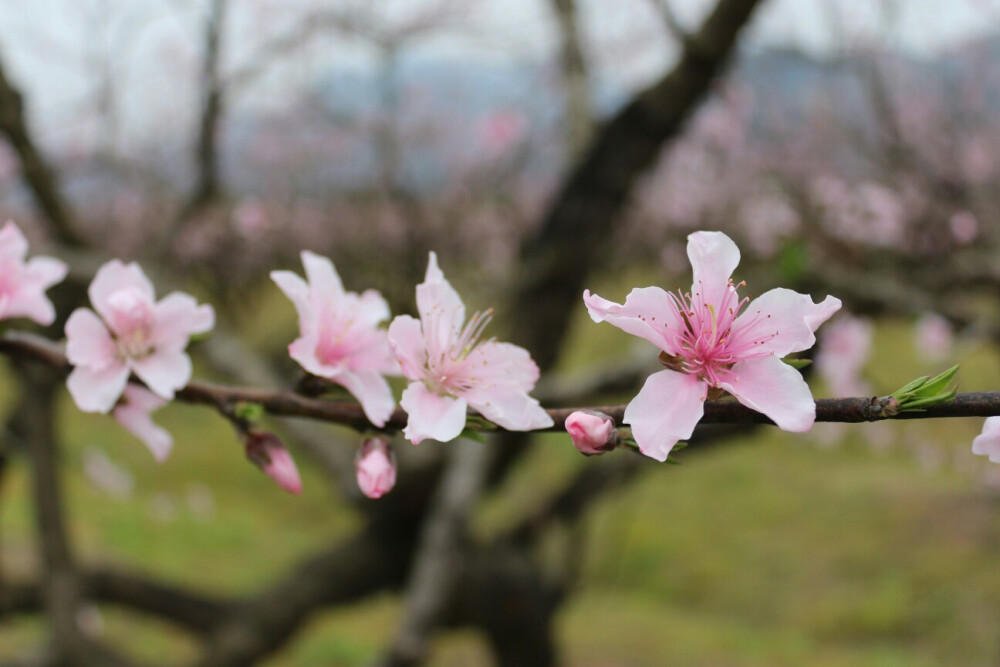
[245,431,302,495]
[355,437,397,499]
[565,410,618,456]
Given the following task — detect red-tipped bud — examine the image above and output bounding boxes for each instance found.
[355,437,397,499]
[245,431,302,495]
[565,410,618,456]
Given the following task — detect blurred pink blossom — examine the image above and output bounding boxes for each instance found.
[113,384,173,461]
[271,251,399,427]
[388,252,552,444]
[0,221,67,325]
[245,431,302,495]
[585,231,841,461]
[476,110,528,158]
[914,312,953,362]
[65,260,215,413]
[355,437,397,499]
[815,314,873,397]
[972,417,1000,463]
[565,410,618,456]
[948,210,978,244]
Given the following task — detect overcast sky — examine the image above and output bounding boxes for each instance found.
[0,0,996,147]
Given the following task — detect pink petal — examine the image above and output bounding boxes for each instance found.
[65,308,117,368]
[719,355,816,432]
[415,252,465,355]
[462,382,553,431]
[288,331,338,378]
[583,287,683,356]
[152,292,215,350]
[972,417,1000,463]
[400,381,467,445]
[301,250,345,298]
[67,362,130,414]
[347,330,401,376]
[624,369,707,462]
[131,350,192,400]
[270,269,312,325]
[733,289,842,357]
[687,231,741,310]
[89,260,156,324]
[25,255,68,289]
[0,221,29,260]
[387,315,428,381]
[335,368,396,427]
[113,385,173,461]
[457,340,539,391]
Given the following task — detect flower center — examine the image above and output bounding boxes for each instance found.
[663,280,775,387]
[106,288,156,360]
[425,308,493,394]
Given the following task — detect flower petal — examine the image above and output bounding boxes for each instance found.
[462,382,552,431]
[583,287,684,355]
[972,417,1000,463]
[301,250,345,298]
[719,355,816,432]
[131,350,192,400]
[416,252,465,355]
[153,293,215,350]
[687,231,741,310]
[65,308,117,368]
[67,362,130,413]
[89,260,156,324]
[25,255,68,289]
[388,315,428,381]
[625,369,707,462]
[113,384,173,461]
[0,220,29,260]
[400,381,467,445]
[336,368,396,427]
[733,289,842,357]
[457,340,539,391]
[270,269,312,324]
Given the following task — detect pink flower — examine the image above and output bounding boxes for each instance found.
[915,312,953,362]
[388,252,553,444]
[245,431,302,495]
[815,314,873,397]
[972,417,1000,464]
[584,231,841,461]
[271,251,399,427]
[113,384,173,461]
[565,410,618,456]
[0,220,67,325]
[65,260,215,413]
[355,437,397,499]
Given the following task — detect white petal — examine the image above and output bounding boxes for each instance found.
[131,350,192,400]
[336,369,396,427]
[583,287,684,356]
[687,231,741,310]
[67,363,130,414]
[400,382,467,445]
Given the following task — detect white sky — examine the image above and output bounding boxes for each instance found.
[0,0,996,146]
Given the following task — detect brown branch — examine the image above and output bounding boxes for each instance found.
[0,329,996,440]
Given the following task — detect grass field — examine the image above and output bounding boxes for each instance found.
[1,307,999,665]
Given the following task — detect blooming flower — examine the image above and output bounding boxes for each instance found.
[113,384,173,461]
[0,220,68,325]
[355,437,397,499]
[245,431,302,495]
[271,251,399,427]
[388,252,553,444]
[584,231,841,461]
[565,410,618,456]
[65,260,215,413]
[972,417,1000,464]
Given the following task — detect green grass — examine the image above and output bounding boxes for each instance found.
[2,309,1000,665]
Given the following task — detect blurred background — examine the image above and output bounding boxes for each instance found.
[1,0,1000,664]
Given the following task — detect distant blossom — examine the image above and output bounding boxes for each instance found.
[584,231,840,461]
[271,251,399,426]
[388,252,553,445]
[915,312,953,362]
[65,260,215,413]
[0,220,67,325]
[815,314,873,397]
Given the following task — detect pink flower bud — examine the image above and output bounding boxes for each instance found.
[245,432,302,495]
[355,437,397,499]
[565,410,618,456]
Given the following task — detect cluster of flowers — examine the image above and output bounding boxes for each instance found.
[5,222,998,499]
